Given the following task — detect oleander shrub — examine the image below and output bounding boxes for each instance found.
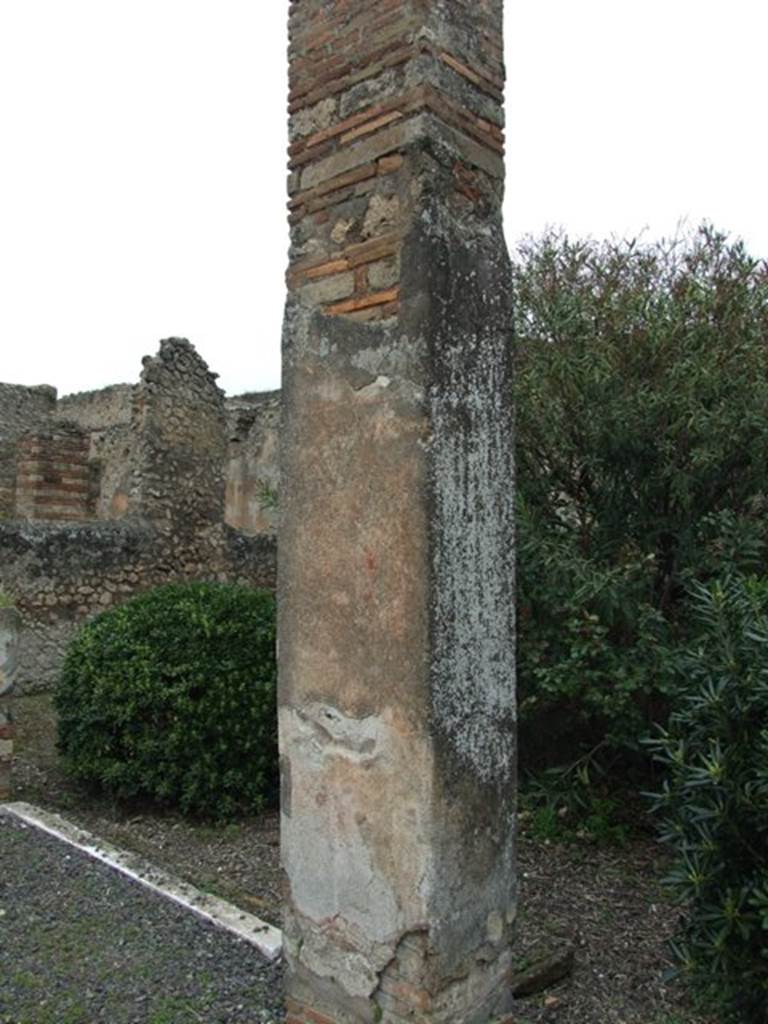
[646,575,768,1022]
[55,582,277,819]
[513,226,768,776]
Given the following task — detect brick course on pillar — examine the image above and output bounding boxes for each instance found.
[279,2,516,1022]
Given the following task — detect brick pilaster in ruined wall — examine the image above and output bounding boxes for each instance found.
[0,384,58,519]
[286,0,505,323]
[14,426,95,522]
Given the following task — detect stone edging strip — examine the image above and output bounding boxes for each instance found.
[0,800,283,962]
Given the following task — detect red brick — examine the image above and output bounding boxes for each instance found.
[325,286,399,316]
[290,232,401,283]
[304,98,402,150]
[340,109,403,145]
[378,153,404,175]
[303,1007,336,1024]
[287,43,415,114]
[354,266,369,293]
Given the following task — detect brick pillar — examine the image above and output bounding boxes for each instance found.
[15,425,94,521]
[279,2,516,1023]
[0,608,20,800]
[0,383,58,520]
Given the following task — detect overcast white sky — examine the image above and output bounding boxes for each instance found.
[1,1,766,397]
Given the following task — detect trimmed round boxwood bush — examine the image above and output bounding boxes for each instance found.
[55,582,277,819]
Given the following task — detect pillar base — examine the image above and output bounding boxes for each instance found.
[285,946,517,1024]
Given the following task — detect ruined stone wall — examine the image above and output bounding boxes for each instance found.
[56,384,134,432]
[0,520,276,697]
[85,424,133,520]
[130,339,227,528]
[0,383,58,438]
[0,340,279,770]
[225,391,281,535]
[0,359,280,534]
[0,384,57,519]
[54,385,134,519]
[0,518,276,765]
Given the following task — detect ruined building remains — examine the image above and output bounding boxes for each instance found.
[0,363,279,536]
[0,339,278,784]
[279,2,517,1023]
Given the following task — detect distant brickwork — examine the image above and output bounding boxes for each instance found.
[14,425,95,522]
[0,384,57,520]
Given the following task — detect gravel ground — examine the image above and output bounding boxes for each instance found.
[0,812,284,1024]
[7,757,717,1024]
[12,759,285,928]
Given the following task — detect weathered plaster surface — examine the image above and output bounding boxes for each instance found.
[280,224,515,1022]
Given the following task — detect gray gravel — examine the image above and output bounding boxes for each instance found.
[0,813,284,1024]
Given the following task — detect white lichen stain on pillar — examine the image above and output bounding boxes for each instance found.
[430,330,516,783]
